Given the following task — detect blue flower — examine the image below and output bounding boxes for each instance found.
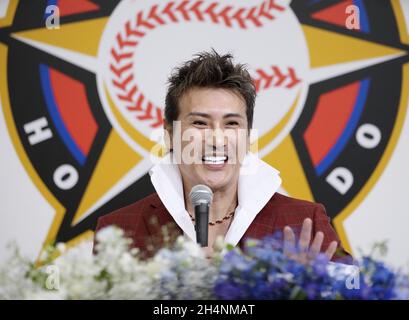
[312,254,329,277]
[394,274,409,300]
[214,280,245,300]
[213,235,408,300]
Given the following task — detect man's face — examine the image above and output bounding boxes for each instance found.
[167,87,249,192]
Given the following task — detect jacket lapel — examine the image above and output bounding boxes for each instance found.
[142,193,183,241]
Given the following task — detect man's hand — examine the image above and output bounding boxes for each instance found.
[283,218,338,264]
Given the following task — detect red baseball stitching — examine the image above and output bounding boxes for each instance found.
[109,0,294,129]
[253,66,301,91]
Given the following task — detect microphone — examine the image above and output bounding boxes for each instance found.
[189,184,213,247]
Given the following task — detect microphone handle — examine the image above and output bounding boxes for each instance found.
[194,203,209,247]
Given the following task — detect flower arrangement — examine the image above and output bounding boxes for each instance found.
[214,235,404,300]
[0,226,408,300]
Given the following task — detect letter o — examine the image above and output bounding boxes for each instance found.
[53,164,78,190]
[356,123,381,149]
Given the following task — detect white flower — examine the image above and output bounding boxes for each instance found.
[0,226,215,299]
[212,235,226,253]
[95,226,126,245]
[56,243,66,254]
[175,236,204,258]
[145,260,167,278]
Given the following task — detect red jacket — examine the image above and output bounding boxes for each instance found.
[94,192,352,263]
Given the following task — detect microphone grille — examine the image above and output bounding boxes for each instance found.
[189,184,213,206]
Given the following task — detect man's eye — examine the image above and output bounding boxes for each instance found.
[193,121,207,126]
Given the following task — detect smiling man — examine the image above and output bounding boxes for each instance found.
[94,50,352,264]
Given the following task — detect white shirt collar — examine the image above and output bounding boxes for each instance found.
[148,152,282,247]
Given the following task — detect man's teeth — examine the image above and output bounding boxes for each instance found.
[202,156,227,164]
